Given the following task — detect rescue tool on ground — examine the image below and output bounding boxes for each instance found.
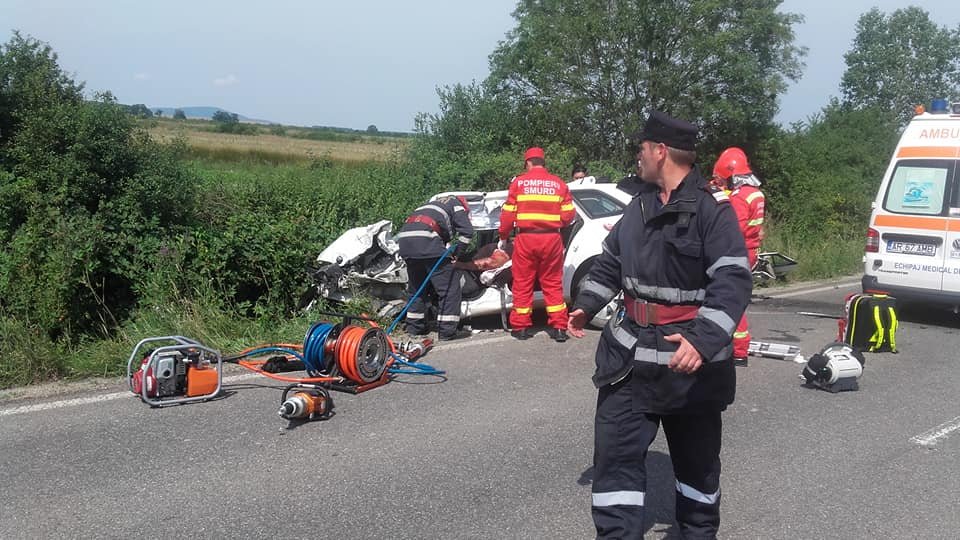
[128,259,450,423]
[747,341,804,363]
[127,336,223,407]
[800,342,865,393]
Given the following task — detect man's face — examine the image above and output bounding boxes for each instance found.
[636,140,663,182]
[572,171,586,181]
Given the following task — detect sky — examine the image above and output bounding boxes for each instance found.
[5,0,960,133]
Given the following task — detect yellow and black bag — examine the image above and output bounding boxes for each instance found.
[842,293,898,353]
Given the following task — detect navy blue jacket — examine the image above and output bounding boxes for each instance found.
[396,196,474,260]
[573,167,752,413]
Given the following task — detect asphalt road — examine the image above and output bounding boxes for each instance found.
[2,277,959,539]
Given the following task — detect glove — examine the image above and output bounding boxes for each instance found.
[497,239,506,251]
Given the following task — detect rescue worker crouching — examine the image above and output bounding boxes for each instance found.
[568,111,752,539]
[396,195,474,341]
[499,147,576,342]
[712,147,766,367]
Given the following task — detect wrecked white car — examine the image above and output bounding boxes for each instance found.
[305,183,634,328]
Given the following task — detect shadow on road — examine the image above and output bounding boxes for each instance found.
[577,451,681,538]
[897,304,960,330]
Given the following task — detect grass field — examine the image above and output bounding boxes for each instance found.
[147,119,410,163]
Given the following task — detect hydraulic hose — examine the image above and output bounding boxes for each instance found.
[386,242,459,335]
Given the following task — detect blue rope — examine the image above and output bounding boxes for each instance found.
[386,242,459,335]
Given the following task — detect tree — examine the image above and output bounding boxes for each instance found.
[154,109,162,117]
[212,110,238,124]
[366,124,379,134]
[840,6,960,125]
[476,0,805,161]
[0,32,196,340]
[173,108,186,120]
[0,31,84,151]
[126,103,152,118]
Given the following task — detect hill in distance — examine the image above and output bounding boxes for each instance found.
[152,106,273,124]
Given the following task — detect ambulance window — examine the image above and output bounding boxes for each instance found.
[883,160,955,216]
[571,190,626,219]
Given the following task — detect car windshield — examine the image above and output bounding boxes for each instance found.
[571,189,626,219]
[883,159,958,216]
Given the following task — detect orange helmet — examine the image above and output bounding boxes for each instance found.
[712,147,752,181]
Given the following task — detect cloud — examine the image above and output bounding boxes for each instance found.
[133,72,151,81]
[213,74,238,87]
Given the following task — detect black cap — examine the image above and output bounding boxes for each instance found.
[638,111,698,151]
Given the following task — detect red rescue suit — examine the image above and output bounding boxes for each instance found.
[499,166,575,330]
[729,184,765,359]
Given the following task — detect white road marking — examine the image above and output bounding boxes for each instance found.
[910,416,960,447]
[762,280,861,299]
[0,373,260,417]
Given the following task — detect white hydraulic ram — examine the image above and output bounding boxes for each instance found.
[748,340,804,363]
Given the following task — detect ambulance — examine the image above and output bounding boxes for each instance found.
[862,98,960,309]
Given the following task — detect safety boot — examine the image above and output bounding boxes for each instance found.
[438,329,472,342]
[511,328,532,341]
[547,328,568,343]
[733,357,749,367]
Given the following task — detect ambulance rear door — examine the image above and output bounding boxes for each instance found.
[874,155,957,293]
[941,162,960,294]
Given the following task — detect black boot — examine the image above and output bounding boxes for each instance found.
[511,328,532,340]
[438,329,472,342]
[547,328,568,343]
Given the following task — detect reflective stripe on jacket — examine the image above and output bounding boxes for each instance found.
[499,166,575,239]
[397,197,474,259]
[730,185,764,250]
[573,167,752,413]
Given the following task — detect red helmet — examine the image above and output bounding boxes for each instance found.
[712,147,752,181]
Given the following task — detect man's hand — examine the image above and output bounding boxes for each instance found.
[567,309,588,338]
[664,333,703,374]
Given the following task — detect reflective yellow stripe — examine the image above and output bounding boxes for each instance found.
[545,302,567,313]
[888,306,898,351]
[733,331,749,339]
[560,203,575,211]
[502,204,517,211]
[517,213,561,221]
[747,218,764,226]
[513,306,532,314]
[517,194,562,202]
[745,191,765,203]
[870,305,884,351]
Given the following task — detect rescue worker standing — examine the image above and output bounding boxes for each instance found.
[713,147,765,367]
[396,195,474,341]
[568,111,752,539]
[499,147,576,342]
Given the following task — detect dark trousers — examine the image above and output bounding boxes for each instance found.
[592,375,723,540]
[404,257,461,337]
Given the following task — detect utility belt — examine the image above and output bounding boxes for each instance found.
[516,227,560,234]
[623,295,699,327]
[405,214,444,237]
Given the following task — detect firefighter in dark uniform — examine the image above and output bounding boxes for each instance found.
[396,195,475,341]
[568,111,752,539]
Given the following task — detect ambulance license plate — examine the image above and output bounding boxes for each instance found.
[886,240,937,256]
